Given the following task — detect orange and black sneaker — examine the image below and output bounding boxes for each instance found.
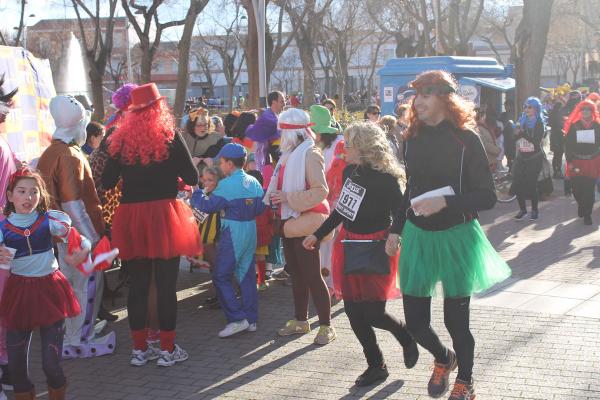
[427,350,457,398]
[448,378,475,400]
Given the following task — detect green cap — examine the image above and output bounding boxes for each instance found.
[309,105,338,134]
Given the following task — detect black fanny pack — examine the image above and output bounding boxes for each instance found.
[343,240,389,275]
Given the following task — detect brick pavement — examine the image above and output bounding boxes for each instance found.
[6,189,599,400]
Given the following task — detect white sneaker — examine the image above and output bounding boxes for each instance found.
[130,348,158,366]
[218,319,249,338]
[156,344,189,367]
[247,323,257,332]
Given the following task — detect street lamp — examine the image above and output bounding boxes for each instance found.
[251,0,267,108]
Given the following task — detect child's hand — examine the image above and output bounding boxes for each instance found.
[64,249,90,268]
[0,246,14,265]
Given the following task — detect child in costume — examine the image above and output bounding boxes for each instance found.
[37,95,116,359]
[0,168,117,400]
[246,170,273,291]
[191,143,265,337]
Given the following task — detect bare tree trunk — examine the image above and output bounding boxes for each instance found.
[89,74,105,122]
[140,44,153,84]
[174,0,209,118]
[227,83,234,111]
[515,0,554,110]
[298,41,316,108]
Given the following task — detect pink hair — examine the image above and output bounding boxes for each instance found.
[108,99,175,166]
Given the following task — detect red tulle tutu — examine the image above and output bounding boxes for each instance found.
[332,228,400,302]
[111,198,202,260]
[0,270,81,331]
[566,157,600,178]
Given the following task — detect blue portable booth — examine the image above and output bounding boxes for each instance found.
[378,56,515,116]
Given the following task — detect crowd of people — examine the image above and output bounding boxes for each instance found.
[0,69,597,400]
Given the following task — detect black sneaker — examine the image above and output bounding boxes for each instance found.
[355,364,389,387]
[448,378,476,400]
[427,350,457,398]
[97,306,118,322]
[584,216,593,226]
[514,210,528,220]
[530,210,539,220]
[402,339,419,369]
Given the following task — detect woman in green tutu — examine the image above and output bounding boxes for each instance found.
[386,70,511,400]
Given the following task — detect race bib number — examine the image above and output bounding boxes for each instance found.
[576,129,595,144]
[192,208,208,224]
[517,138,534,153]
[335,178,366,221]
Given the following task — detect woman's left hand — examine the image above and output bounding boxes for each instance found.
[269,190,287,204]
[412,196,447,217]
[64,249,90,269]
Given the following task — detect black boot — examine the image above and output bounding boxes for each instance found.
[355,364,389,387]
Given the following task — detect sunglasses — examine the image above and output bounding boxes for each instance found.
[195,123,208,127]
[369,111,381,115]
[581,107,594,112]
[523,105,534,110]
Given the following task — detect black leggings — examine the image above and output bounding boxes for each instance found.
[125,257,180,331]
[403,295,474,381]
[517,194,538,212]
[345,300,412,367]
[7,319,66,393]
[572,177,596,218]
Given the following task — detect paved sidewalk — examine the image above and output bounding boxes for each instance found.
[6,188,600,400]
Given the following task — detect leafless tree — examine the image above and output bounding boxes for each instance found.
[515,0,555,109]
[365,0,429,57]
[72,0,119,121]
[321,0,367,109]
[192,47,217,97]
[479,4,518,65]
[199,11,246,111]
[121,0,187,83]
[274,0,334,107]
[174,0,210,118]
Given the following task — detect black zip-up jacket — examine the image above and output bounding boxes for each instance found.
[391,120,496,234]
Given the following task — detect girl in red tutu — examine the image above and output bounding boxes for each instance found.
[102,83,201,367]
[0,168,91,400]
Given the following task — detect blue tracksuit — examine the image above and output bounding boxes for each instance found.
[191,169,265,323]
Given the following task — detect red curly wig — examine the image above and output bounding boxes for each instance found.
[563,100,600,136]
[405,70,476,138]
[108,99,175,166]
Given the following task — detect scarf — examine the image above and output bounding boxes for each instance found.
[264,138,314,220]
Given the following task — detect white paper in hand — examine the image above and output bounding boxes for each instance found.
[411,186,455,216]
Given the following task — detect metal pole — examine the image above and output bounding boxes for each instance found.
[433,0,440,55]
[126,20,133,82]
[253,0,267,108]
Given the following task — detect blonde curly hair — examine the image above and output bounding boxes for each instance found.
[344,121,405,183]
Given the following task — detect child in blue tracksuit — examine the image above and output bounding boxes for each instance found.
[191,143,265,337]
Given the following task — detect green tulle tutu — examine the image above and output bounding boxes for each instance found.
[399,220,511,298]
